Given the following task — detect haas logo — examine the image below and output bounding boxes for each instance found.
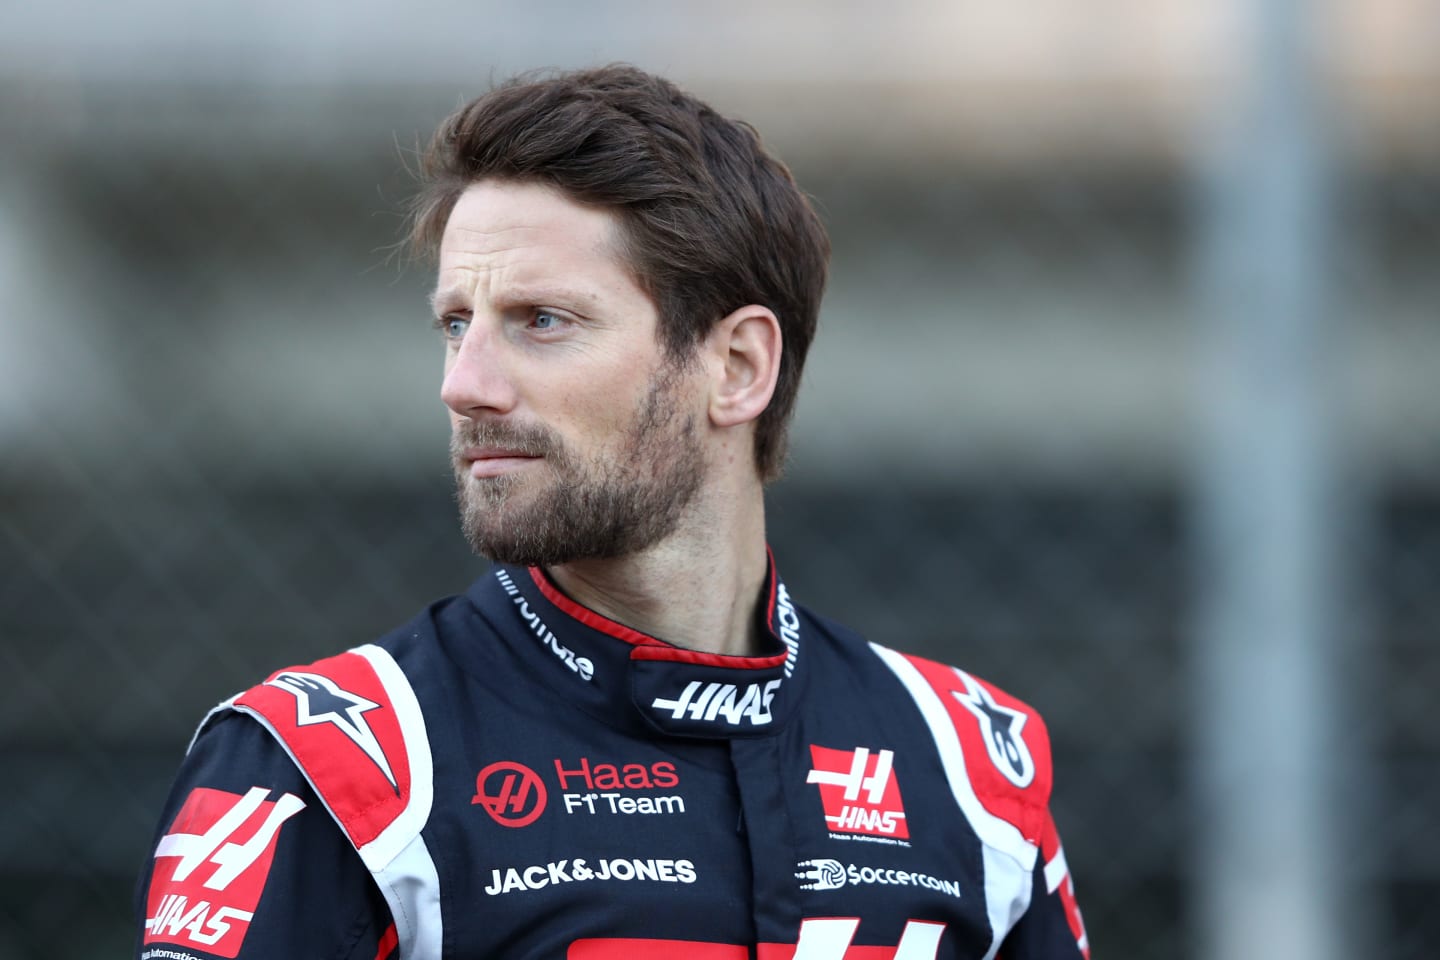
[806,745,909,839]
[143,786,304,958]
[569,919,947,959]
[473,761,548,828]
[650,679,781,727]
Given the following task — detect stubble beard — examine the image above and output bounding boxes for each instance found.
[451,366,706,567]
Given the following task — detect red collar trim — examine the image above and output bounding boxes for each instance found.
[528,567,663,649]
[629,644,789,670]
[527,561,790,671]
[763,545,779,635]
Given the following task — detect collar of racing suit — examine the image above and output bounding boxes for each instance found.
[464,549,805,739]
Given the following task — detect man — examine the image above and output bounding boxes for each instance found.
[136,65,1090,960]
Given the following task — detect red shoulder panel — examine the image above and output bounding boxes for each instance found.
[234,650,411,850]
[901,654,1053,844]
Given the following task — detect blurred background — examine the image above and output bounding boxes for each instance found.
[2,0,1437,957]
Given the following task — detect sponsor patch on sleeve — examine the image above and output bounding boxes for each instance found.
[143,785,305,958]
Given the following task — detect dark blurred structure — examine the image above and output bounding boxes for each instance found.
[2,3,1437,958]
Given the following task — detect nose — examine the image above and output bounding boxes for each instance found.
[440,324,519,418]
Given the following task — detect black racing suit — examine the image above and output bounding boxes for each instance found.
[136,558,1090,959]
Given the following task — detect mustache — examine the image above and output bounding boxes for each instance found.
[450,419,560,460]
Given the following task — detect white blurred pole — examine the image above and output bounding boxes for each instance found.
[1191,2,1355,959]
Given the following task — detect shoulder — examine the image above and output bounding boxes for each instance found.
[183,707,318,787]
[208,639,436,869]
[189,592,477,845]
[864,643,1055,850]
[202,591,462,772]
[141,712,391,960]
[156,711,335,867]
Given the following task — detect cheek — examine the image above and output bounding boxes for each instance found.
[557,376,648,443]
[574,391,634,437]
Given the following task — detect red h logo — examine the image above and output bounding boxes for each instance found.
[473,761,547,827]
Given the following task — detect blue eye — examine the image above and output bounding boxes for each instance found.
[441,316,468,340]
[532,311,561,330]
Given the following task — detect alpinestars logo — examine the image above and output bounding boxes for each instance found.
[266,671,398,792]
[143,786,304,958]
[807,745,910,841]
[952,669,1035,787]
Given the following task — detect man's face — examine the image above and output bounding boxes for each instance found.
[432,179,705,566]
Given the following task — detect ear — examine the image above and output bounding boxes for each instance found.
[705,305,782,429]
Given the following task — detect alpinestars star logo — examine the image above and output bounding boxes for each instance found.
[267,671,398,792]
[807,744,910,840]
[952,670,1035,787]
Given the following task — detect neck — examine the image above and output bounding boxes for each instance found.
[545,472,769,658]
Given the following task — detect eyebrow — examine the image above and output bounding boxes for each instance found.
[428,286,467,315]
[427,284,606,316]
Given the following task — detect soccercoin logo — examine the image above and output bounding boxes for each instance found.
[795,858,847,891]
[473,761,547,827]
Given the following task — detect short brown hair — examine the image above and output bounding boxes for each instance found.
[409,65,830,482]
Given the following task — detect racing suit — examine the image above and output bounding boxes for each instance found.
[136,557,1090,959]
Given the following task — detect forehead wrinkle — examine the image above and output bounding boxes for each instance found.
[443,193,629,262]
[429,258,505,319]
[445,221,551,247]
[431,267,619,320]
[434,183,645,316]
[439,247,637,315]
